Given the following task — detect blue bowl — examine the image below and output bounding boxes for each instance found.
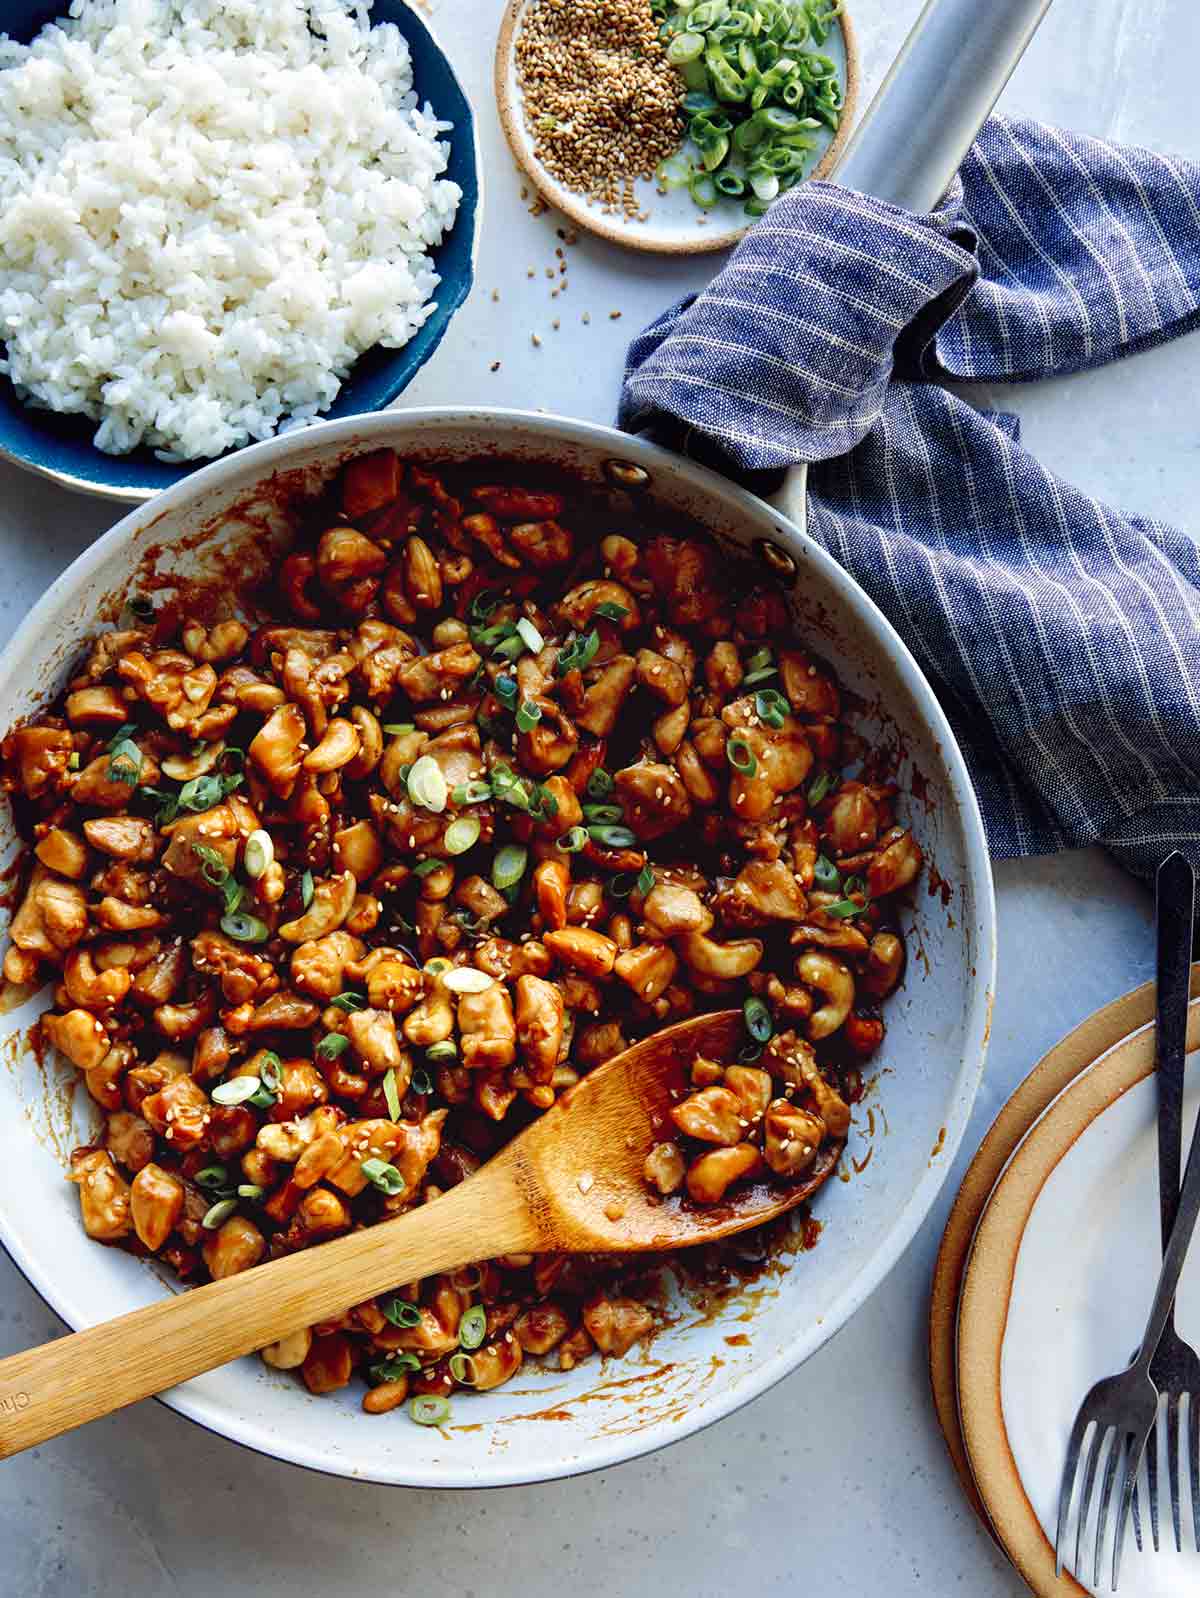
[0,0,480,502]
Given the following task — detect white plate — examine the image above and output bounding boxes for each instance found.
[494,0,858,255]
[958,1007,1200,1596]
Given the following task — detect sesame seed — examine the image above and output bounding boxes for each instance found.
[514,0,683,213]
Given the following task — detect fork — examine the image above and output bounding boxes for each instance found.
[1138,852,1200,1554]
[1055,851,1197,1589]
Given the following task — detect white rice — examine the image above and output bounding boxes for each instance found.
[0,0,462,461]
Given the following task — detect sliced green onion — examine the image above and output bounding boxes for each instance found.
[715,171,746,196]
[301,868,314,908]
[742,667,778,686]
[636,864,656,897]
[407,754,449,814]
[493,634,527,663]
[582,803,622,824]
[451,780,492,806]
[743,995,774,1043]
[316,1033,350,1060]
[738,1039,765,1063]
[589,824,637,848]
[593,601,630,623]
[469,589,503,622]
[448,1352,478,1386]
[824,898,866,920]
[411,1066,435,1096]
[667,29,704,64]
[458,1303,488,1349]
[382,1298,423,1329]
[194,1163,230,1189]
[585,768,614,799]
[191,842,230,887]
[689,171,719,209]
[555,630,600,676]
[221,911,269,944]
[813,853,841,892]
[726,735,757,775]
[383,722,415,736]
[755,688,788,728]
[330,992,367,1013]
[657,151,695,189]
[745,647,773,673]
[444,815,482,855]
[515,700,542,734]
[201,1198,238,1229]
[557,826,589,853]
[259,1054,283,1092]
[106,722,139,749]
[222,879,244,916]
[237,1184,266,1201]
[807,769,834,806]
[607,872,639,898]
[516,618,545,654]
[413,858,442,877]
[494,675,519,709]
[844,875,866,897]
[106,738,142,786]
[492,844,529,892]
[178,772,241,812]
[243,829,274,880]
[426,1039,459,1065]
[410,1396,450,1426]
[368,1353,421,1384]
[361,1157,405,1195]
[211,1075,260,1106]
[383,1067,403,1121]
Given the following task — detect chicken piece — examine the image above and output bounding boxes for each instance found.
[613,762,691,842]
[458,981,517,1071]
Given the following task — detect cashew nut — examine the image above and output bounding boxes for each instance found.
[278,871,357,943]
[796,950,854,1040]
[677,931,763,981]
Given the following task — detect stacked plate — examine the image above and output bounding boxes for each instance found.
[931,975,1200,1597]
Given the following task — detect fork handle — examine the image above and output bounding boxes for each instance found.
[1155,853,1193,1249]
[1140,857,1200,1367]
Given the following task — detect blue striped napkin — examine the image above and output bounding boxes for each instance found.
[620,116,1200,878]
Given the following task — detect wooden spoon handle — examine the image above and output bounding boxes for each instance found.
[0,1167,539,1459]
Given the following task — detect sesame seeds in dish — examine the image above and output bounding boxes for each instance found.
[513,0,684,221]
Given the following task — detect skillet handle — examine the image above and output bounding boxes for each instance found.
[832,0,1054,212]
[770,0,1053,525]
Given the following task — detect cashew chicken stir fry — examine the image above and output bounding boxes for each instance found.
[0,449,922,1427]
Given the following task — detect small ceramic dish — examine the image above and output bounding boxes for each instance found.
[0,0,481,504]
[494,0,857,254]
[956,1005,1200,1597]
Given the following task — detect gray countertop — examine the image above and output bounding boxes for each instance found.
[0,0,1192,1591]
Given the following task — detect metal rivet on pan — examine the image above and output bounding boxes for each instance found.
[604,460,650,489]
[755,538,797,579]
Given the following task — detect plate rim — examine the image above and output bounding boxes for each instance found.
[928,974,1200,1533]
[954,994,1200,1595]
[493,0,860,256]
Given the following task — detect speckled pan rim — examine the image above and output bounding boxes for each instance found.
[952,996,1200,1596]
[493,0,859,255]
[929,972,1200,1536]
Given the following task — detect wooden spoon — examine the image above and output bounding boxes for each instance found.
[0,1009,840,1458]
